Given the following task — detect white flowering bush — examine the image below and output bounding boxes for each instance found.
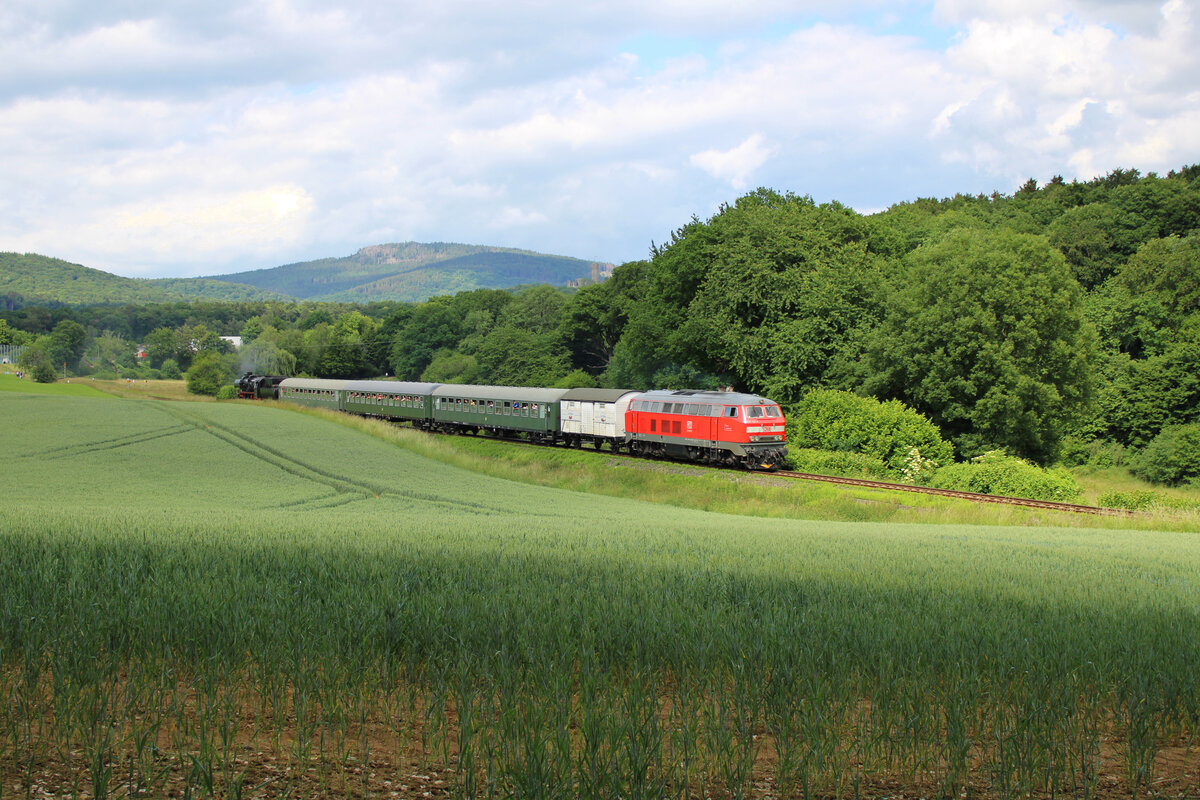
[900,447,939,484]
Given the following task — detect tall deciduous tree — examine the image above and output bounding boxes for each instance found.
[45,319,88,370]
[661,190,889,403]
[866,228,1094,463]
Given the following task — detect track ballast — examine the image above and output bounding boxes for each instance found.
[774,470,1136,516]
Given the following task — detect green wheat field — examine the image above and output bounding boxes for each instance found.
[1,386,1197,799]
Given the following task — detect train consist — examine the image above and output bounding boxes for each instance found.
[235,373,788,469]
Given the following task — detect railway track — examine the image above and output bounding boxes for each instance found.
[435,426,1135,518]
[774,470,1137,517]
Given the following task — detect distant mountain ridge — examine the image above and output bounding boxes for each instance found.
[0,252,285,309]
[1,243,612,309]
[205,242,609,302]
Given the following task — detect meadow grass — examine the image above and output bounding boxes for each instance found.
[1,390,1198,798]
[0,373,114,398]
[88,377,201,401]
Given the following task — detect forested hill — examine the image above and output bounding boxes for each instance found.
[205,243,605,301]
[0,253,287,309]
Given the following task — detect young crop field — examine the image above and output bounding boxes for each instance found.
[1,390,1197,799]
[0,373,115,399]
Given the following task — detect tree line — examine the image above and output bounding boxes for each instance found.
[4,165,1199,480]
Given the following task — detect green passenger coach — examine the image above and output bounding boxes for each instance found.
[277,378,349,409]
[431,385,569,442]
[343,380,440,423]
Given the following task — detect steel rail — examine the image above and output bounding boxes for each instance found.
[774,470,1138,516]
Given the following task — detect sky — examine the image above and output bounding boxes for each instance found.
[2,0,1198,279]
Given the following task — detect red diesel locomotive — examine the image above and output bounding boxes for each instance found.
[625,389,787,469]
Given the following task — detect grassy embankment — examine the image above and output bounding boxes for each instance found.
[1,388,1197,798]
[289,401,1200,532]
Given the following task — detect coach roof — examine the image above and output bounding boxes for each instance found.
[432,385,570,403]
[279,378,351,391]
[559,388,639,403]
[345,380,441,395]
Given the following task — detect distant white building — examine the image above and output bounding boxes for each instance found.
[220,336,243,350]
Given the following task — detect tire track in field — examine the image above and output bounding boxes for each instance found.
[155,403,543,517]
[19,424,195,460]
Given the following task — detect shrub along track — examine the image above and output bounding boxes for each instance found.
[772,470,1140,517]
[418,424,1138,517]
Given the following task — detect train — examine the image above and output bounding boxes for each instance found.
[235,372,789,470]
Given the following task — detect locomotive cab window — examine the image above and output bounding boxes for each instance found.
[747,406,765,418]
[726,406,739,418]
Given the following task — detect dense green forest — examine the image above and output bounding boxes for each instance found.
[5,165,1199,483]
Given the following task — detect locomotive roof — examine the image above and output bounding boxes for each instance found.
[559,388,639,403]
[345,379,442,394]
[432,384,571,403]
[279,378,351,390]
[635,389,778,406]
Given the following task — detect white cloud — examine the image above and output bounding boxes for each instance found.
[0,1,1197,277]
[490,206,549,228]
[929,0,1200,181]
[690,134,777,190]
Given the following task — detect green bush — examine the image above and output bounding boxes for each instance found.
[929,451,1081,501]
[186,352,236,396]
[215,385,238,400]
[785,448,892,479]
[18,344,59,383]
[160,358,182,380]
[1098,490,1200,512]
[1058,436,1126,468]
[554,369,598,389]
[788,389,953,479]
[1131,424,1200,486]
